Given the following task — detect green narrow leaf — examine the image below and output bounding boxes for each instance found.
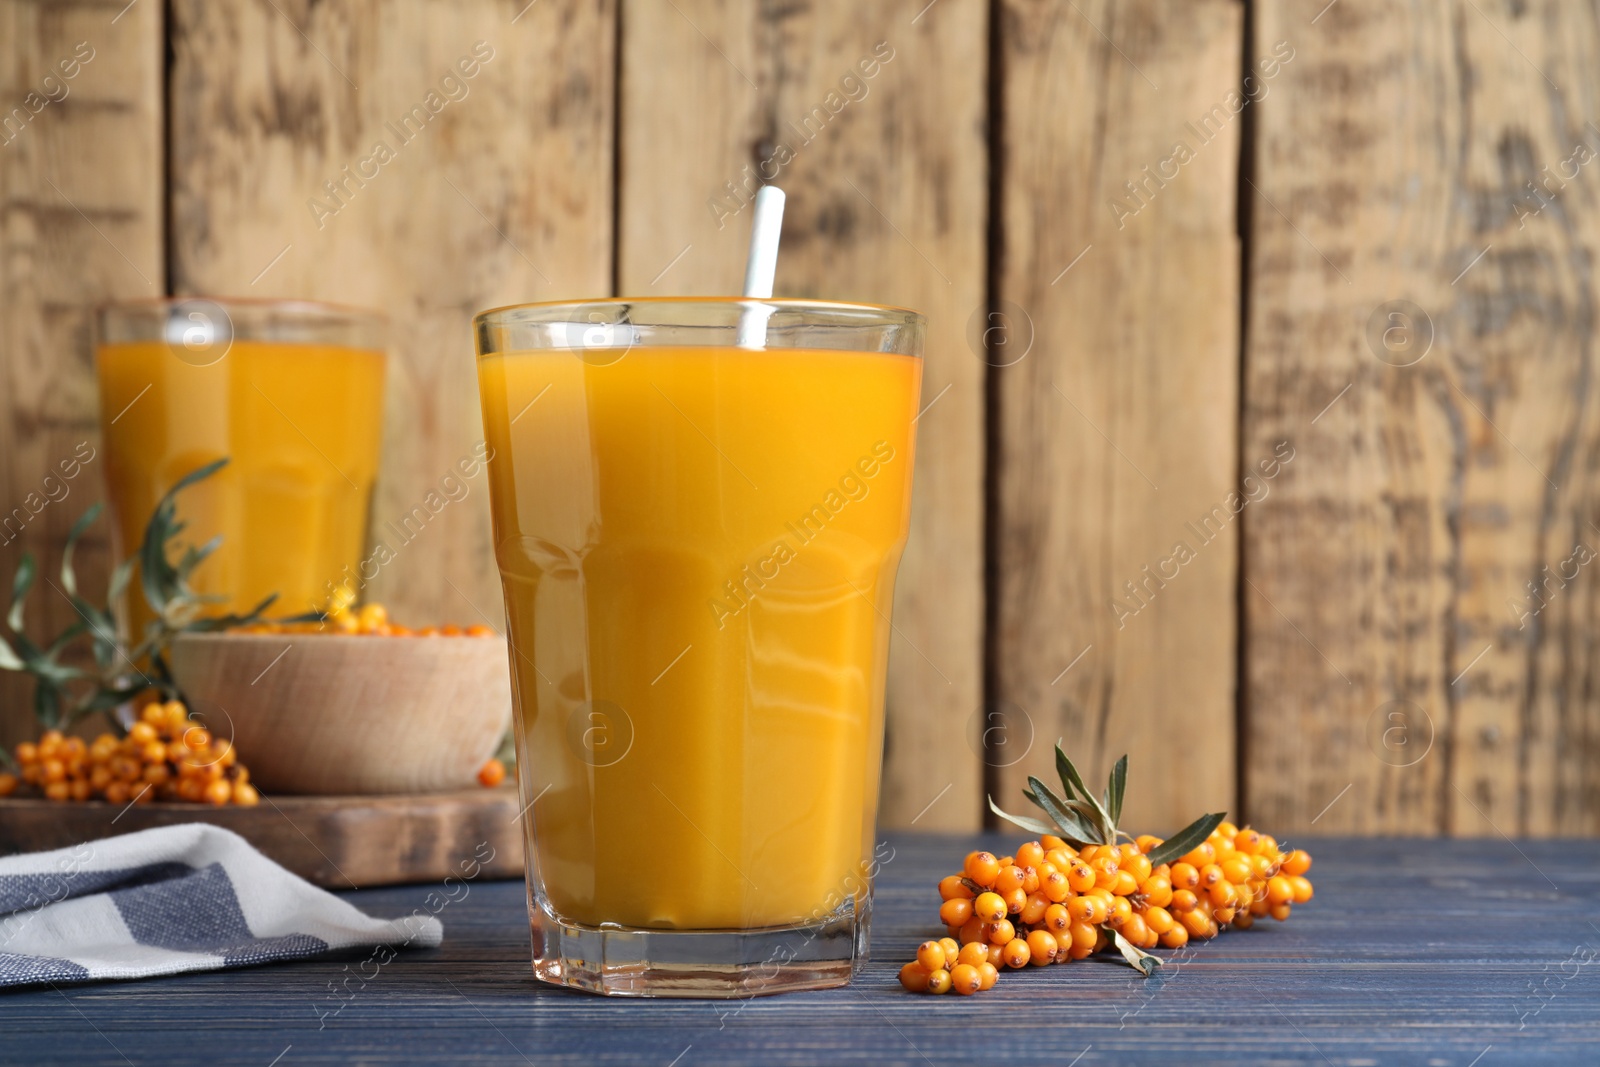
[1145,812,1229,868]
[108,556,136,602]
[32,677,63,730]
[1109,928,1163,977]
[59,503,103,596]
[987,795,1057,837]
[8,553,38,633]
[0,632,23,671]
[1054,744,1116,841]
[1054,745,1079,800]
[1028,775,1106,844]
[184,593,278,633]
[1106,754,1128,825]
[141,457,229,613]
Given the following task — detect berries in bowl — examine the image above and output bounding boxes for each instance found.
[169,605,512,796]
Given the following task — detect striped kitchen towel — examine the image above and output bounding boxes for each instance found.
[0,823,442,988]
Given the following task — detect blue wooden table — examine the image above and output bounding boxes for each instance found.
[2,834,1596,1065]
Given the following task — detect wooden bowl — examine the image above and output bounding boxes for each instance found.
[168,632,512,795]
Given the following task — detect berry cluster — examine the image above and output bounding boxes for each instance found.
[0,699,259,806]
[899,826,1314,994]
[240,598,495,638]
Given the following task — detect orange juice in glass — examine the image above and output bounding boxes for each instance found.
[95,299,386,632]
[476,298,923,997]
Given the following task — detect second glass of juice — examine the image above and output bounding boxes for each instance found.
[96,298,386,631]
[476,298,923,997]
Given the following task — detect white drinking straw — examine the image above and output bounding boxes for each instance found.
[736,185,786,348]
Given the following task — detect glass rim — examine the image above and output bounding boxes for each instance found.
[472,295,923,328]
[96,295,387,326]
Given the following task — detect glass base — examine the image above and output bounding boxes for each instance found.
[528,895,870,998]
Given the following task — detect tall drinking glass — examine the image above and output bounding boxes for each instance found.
[475,298,923,996]
[96,298,386,631]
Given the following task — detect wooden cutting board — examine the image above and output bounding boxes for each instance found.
[0,787,525,889]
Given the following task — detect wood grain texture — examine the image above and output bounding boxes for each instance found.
[0,788,523,888]
[1242,1,1600,836]
[2,834,1596,1063]
[993,0,1243,833]
[617,1,988,829]
[0,0,162,747]
[167,0,615,631]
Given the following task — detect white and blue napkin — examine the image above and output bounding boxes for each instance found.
[0,823,442,988]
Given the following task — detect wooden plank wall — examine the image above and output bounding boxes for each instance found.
[2,0,1598,836]
[0,0,162,747]
[1243,0,1600,836]
[993,0,1242,832]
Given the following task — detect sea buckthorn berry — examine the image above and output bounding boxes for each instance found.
[940,898,974,927]
[1067,863,1096,894]
[916,941,946,972]
[973,891,1006,923]
[1180,909,1212,938]
[997,856,1014,868]
[1026,930,1058,966]
[1135,834,1163,854]
[0,772,19,797]
[1111,870,1139,897]
[1001,938,1031,969]
[1180,841,1215,867]
[1020,893,1049,926]
[1044,903,1071,934]
[1199,863,1224,888]
[1107,897,1133,927]
[977,962,999,989]
[1288,875,1314,904]
[899,962,930,992]
[1123,853,1152,884]
[1002,887,1028,915]
[1270,902,1292,922]
[1016,841,1045,869]
[1170,889,1199,913]
[957,942,989,968]
[958,917,985,944]
[1139,876,1173,908]
[1160,924,1189,949]
[69,779,92,802]
[1042,871,1072,903]
[1040,834,1067,851]
[140,741,166,765]
[987,919,1016,946]
[985,943,1004,968]
[1213,907,1236,924]
[1169,862,1200,890]
[1094,865,1120,890]
[1209,881,1237,909]
[44,781,70,802]
[41,759,66,783]
[1045,848,1075,870]
[950,963,982,995]
[477,759,506,787]
[1068,897,1099,925]
[129,721,158,745]
[1078,844,1100,862]
[1021,867,1041,894]
[965,851,1001,886]
[925,968,952,994]
[1232,911,1255,930]
[1283,850,1312,876]
[995,865,1026,894]
[1143,905,1176,935]
[142,763,171,786]
[104,781,130,805]
[203,779,232,805]
[1266,876,1295,906]
[1120,913,1149,945]
[1258,834,1279,854]
[1249,897,1270,917]
[939,874,975,901]
[1036,861,1058,880]
[1235,829,1262,854]
[938,938,961,964]
[1221,857,1254,884]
